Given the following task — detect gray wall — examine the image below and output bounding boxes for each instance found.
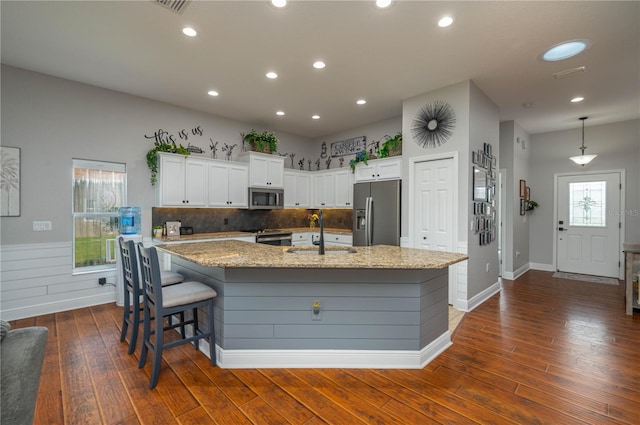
[529,118,640,267]
[0,65,315,246]
[499,120,531,275]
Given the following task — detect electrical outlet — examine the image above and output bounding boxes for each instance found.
[33,221,52,231]
[486,263,490,272]
[98,277,107,285]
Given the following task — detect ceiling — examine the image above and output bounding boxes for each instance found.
[2,1,638,139]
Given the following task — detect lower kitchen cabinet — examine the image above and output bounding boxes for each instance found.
[292,232,311,246]
[310,232,353,246]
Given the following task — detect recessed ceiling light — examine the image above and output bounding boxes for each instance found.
[541,39,591,62]
[521,102,533,109]
[313,61,326,69]
[182,27,197,37]
[271,0,287,8]
[571,96,584,103]
[312,115,320,120]
[207,90,219,97]
[438,16,453,27]
[356,99,367,105]
[276,111,285,116]
[266,72,278,79]
[375,0,392,9]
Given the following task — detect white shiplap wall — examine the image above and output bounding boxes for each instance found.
[0,242,116,321]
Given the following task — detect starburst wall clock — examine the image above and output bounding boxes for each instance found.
[411,100,456,148]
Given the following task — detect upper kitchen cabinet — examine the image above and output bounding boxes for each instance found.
[157,153,208,206]
[238,152,284,188]
[208,161,249,208]
[312,170,336,208]
[333,169,353,208]
[284,170,311,208]
[354,157,402,182]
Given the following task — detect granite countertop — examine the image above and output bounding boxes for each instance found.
[623,243,640,254]
[156,240,468,270]
[154,227,351,242]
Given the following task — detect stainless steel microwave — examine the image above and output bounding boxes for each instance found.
[248,187,284,210]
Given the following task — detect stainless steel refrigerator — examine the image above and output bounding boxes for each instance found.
[353,180,401,246]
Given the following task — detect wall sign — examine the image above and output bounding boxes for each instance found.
[330,136,366,157]
[0,146,20,217]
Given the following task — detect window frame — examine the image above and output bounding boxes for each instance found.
[72,159,127,274]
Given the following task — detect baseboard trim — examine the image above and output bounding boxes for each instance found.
[529,262,555,272]
[195,332,452,369]
[503,263,530,280]
[458,280,501,312]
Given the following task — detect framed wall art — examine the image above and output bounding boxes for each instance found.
[519,179,526,198]
[0,146,21,217]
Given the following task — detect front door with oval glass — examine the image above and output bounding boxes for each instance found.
[556,172,621,278]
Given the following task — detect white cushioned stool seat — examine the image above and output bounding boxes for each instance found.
[162,281,217,308]
[160,270,184,286]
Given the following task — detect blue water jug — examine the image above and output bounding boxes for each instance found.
[119,207,141,235]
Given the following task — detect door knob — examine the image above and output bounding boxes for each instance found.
[558,227,566,231]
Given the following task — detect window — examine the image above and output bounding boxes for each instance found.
[569,181,606,227]
[72,159,126,271]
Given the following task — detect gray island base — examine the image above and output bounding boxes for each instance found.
[158,240,468,369]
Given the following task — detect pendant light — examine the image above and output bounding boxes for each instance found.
[569,116,597,166]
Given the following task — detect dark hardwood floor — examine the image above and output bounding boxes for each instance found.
[12,270,640,424]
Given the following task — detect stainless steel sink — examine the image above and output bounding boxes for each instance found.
[287,247,357,255]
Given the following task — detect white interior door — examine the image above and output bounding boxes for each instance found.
[413,158,455,300]
[556,172,621,278]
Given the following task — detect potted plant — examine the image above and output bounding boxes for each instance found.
[376,132,402,158]
[146,140,190,185]
[349,151,371,173]
[526,200,539,211]
[243,129,279,154]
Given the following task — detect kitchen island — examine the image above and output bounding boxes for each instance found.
[158,240,467,369]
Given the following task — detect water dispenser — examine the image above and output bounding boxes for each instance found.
[118,206,141,235]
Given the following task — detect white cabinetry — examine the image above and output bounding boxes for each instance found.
[284,170,311,208]
[311,232,353,246]
[207,162,249,208]
[292,232,312,246]
[354,157,402,182]
[312,171,336,208]
[157,153,208,206]
[239,152,284,188]
[333,169,353,208]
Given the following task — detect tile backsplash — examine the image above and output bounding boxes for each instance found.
[152,208,352,234]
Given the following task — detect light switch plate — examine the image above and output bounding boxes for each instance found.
[33,221,52,231]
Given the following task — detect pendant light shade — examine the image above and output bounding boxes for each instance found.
[569,117,597,166]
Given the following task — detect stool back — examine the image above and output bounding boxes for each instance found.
[136,244,165,311]
[118,237,139,294]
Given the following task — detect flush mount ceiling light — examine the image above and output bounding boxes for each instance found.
[182,26,197,37]
[276,111,285,116]
[438,16,454,27]
[312,115,320,120]
[356,99,367,105]
[207,90,219,97]
[313,61,326,69]
[571,96,584,103]
[541,39,591,62]
[270,0,287,8]
[569,116,597,166]
[266,71,278,79]
[375,0,392,9]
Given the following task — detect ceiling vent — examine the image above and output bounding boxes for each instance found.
[553,66,586,79]
[154,0,190,14]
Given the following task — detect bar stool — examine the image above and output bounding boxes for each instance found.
[118,237,185,355]
[136,244,217,389]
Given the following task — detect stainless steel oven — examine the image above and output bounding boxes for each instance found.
[255,231,292,246]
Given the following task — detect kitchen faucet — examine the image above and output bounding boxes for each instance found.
[312,209,325,255]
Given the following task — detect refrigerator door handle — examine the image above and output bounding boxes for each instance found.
[366,196,373,246]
